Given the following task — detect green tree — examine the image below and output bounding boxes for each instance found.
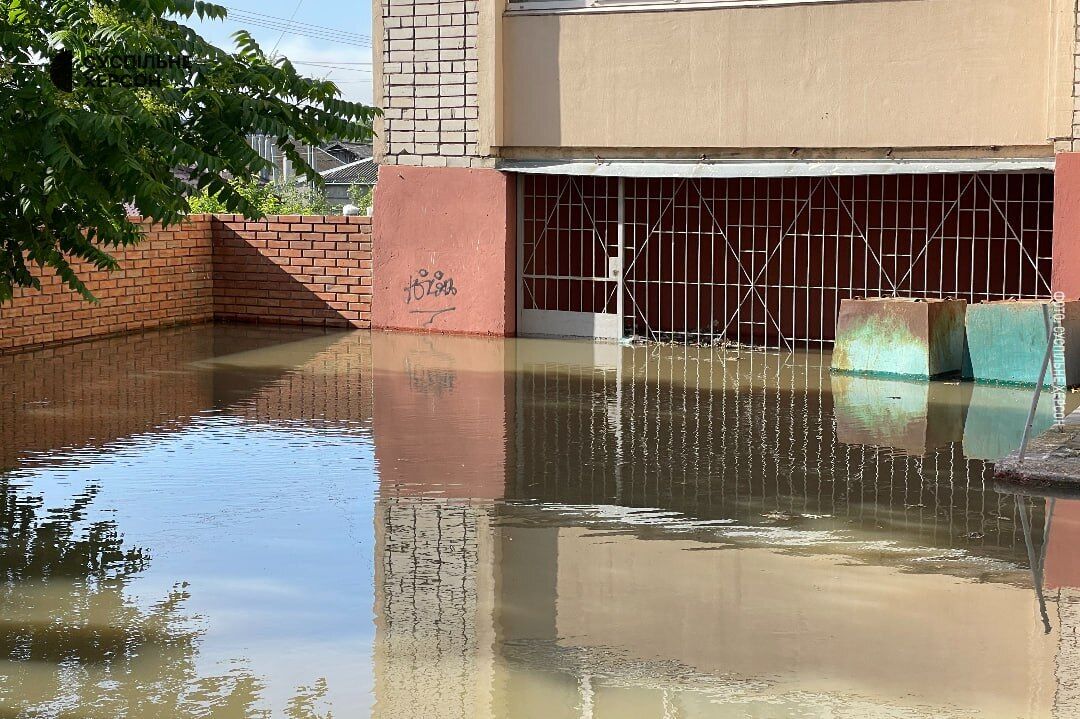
[0,0,377,301]
[347,182,372,215]
[188,176,331,215]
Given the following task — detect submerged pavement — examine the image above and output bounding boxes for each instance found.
[996,409,1080,490]
[1,324,1079,718]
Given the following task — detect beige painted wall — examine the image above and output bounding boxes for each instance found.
[502,0,1073,153]
[554,528,1058,718]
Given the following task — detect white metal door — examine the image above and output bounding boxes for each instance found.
[516,175,624,340]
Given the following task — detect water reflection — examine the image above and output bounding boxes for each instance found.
[0,474,333,718]
[995,483,1080,714]
[0,325,1077,717]
[833,373,968,454]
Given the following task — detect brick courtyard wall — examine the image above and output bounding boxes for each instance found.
[0,325,216,470]
[0,216,215,354]
[212,215,372,328]
[0,214,374,354]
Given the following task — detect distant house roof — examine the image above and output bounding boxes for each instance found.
[324,142,372,158]
[320,157,378,185]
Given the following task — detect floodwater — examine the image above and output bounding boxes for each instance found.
[0,324,1078,719]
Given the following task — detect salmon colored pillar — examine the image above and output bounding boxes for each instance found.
[1046,499,1080,591]
[1053,152,1080,300]
[372,165,516,335]
[371,332,511,501]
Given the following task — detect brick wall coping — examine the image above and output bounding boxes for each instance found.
[126,214,372,224]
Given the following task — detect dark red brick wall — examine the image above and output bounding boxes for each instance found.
[0,325,216,469]
[0,214,374,354]
[212,215,372,328]
[0,324,374,472]
[0,217,215,354]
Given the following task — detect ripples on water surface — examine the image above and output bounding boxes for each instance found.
[0,324,1077,718]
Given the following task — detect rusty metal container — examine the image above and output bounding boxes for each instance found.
[831,297,967,378]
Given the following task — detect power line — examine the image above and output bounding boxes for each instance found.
[223,6,371,42]
[292,61,372,73]
[223,15,371,48]
[272,0,303,55]
[222,5,371,45]
[293,60,372,66]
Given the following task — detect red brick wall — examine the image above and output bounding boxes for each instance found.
[0,325,216,469]
[213,215,372,328]
[0,217,215,354]
[0,324,374,472]
[0,214,374,355]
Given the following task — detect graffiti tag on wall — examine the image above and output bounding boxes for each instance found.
[404,268,458,325]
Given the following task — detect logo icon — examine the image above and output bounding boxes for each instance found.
[49,49,73,92]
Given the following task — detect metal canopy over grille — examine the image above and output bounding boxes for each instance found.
[518,172,1054,349]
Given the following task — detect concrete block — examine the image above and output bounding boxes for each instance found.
[832,373,969,455]
[963,383,1055,461]
[831,298,967,378]
[965,299,1080,386]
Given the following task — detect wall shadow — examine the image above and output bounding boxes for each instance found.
[211,218,370,330]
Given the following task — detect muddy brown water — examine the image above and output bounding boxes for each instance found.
[0,323,1077,718]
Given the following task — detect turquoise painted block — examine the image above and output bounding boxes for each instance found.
[962,383,1055,460]
[965,300,1080,386]
[831,298,967,378]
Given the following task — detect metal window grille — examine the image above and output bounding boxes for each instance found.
[520,173,1054,349]
[520,175,621,316]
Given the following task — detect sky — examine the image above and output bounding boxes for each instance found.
[187,1,374,105]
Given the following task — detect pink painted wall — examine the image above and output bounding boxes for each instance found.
[371,332,510,501]
[1053,152,1080,300]
[372,165,515,335]
[1045,499,1080,590]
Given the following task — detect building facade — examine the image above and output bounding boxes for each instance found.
[372,0,1080,347]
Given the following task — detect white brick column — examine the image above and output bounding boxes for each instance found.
[378,0,483,167]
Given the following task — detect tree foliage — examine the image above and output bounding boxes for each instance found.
[188,176,330,215]
[0,0,378,301]
[347,182,372,215]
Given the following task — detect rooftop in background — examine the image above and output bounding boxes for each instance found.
[321,157,378,186]
[322,142,373,167]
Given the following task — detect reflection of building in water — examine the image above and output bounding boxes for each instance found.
[368,334,1078,718]
[373,499,497,719]
[511,341,1046,565]
[370,332,512,719]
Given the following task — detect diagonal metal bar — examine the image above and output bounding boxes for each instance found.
[895,175,977,291]
[712,178,825,350]
[624,179,688,277]
[827,177,897,294]
[694,178,788,344]
[524,176,572,275]
[571,177,613,262]
[976,175,1051,295]
[742,177,825,291]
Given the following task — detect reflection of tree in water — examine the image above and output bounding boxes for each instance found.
[0,477,331,718]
